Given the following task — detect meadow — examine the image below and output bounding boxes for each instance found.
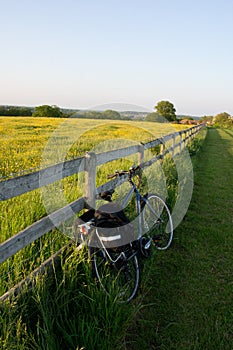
[0,117,184,178]
[0,117,204,349]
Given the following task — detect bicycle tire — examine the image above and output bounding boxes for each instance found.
[142,193,173,250]
[88,245,139,303]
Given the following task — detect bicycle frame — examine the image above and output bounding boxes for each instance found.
[76,166,173,303]
[121,177,161,241]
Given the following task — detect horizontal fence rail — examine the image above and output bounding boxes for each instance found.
[0,124,204,266]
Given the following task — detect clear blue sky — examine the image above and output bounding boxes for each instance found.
[1,0,233,116]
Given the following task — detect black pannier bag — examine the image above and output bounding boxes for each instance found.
[92,202,135,249]
[73,203,136,249]
[73,189,136,249]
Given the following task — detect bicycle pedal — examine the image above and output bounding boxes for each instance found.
[153,235,161,243]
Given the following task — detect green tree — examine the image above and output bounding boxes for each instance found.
[19,107,33,116]
[32,105,64,118]
[154,100,177,122]
[201,115,214,124]
[0,106,6,115]
[0,105,32,116]
[213,112,232,127]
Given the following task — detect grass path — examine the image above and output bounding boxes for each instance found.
[124,128,233,349]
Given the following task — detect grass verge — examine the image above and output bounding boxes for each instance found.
[123,128,233,349]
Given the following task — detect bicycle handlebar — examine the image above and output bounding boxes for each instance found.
[107,165,141,179]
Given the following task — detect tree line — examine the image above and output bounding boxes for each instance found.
[145,101,233,129]
[201,113,233,128]
[0,101,177,120]
[0,106,33,116]
[0,105,126,120]
[1,102,232,128]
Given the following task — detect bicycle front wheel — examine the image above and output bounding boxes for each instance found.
[89,246,139,303]
[143,194,173,250]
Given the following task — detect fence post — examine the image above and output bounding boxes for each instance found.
[85,152,97,209]
[189,127,192,139]
[172,134,176,157]
[160,138,165,161]
[184,130,187,147]
[138,144,144,164]
[190,126,194,140]
[179,132,183,154]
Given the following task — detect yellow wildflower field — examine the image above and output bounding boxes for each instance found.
[0,117,186,294]
[0,116,184,179]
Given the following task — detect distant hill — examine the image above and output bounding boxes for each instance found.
[119,111,149,120]
[87,103,151,113]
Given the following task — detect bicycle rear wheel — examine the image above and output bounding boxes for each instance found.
[143,193,173,250]
[89,246,139,303]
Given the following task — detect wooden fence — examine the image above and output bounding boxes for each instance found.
[0,124,204,264]
[0,124,204,300]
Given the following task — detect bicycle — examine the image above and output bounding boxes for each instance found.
[75,165,173,303]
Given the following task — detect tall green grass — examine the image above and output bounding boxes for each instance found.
[0,246,139,350]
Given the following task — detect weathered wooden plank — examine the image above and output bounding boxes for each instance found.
[96,145,140,165]
[85,152,97,208]
[143,138,161,150]
[162,133,174,142]
[0,157,85,201]
[140,154,162,169]
[96,174,128,195]
[0,197,85,263]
